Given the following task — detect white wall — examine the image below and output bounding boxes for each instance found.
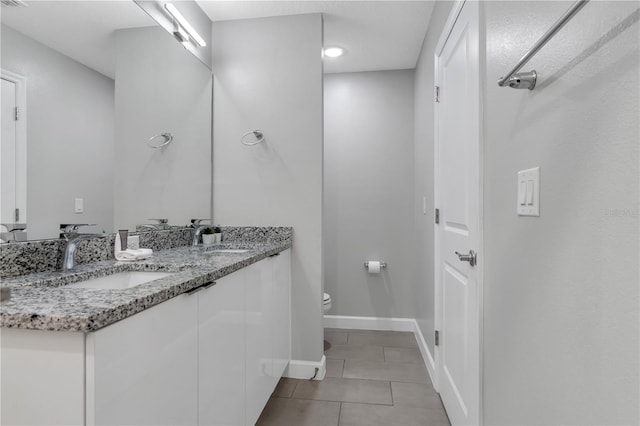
[415,2,638,422]
[1,25,114,240]
[114,26,212,230]
[413,0,454,357]
[482,1,639,424]
[212,14,324,364]
[324,70,416,318]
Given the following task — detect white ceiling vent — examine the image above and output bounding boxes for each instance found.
[1,0,28,7]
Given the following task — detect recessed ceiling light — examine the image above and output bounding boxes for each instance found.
[324,47,345,58]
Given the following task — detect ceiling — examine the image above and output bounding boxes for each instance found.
[197,1,435,73]
[0,1,154,79]
[0,0,434,77]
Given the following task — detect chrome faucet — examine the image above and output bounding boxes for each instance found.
[191,219,211,246]
[60,224,105,270]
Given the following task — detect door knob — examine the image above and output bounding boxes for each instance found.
[455,250,477,267]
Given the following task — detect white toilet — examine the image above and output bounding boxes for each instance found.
[323,292,332,313]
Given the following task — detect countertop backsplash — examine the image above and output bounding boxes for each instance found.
[0,226,292,279]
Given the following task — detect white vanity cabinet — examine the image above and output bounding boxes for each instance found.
[271,249,291,380]
[86,293,199,425]
[244,250,292,425]
[245,257,276,424]
[0,249,290,426]
[198,268,246,426]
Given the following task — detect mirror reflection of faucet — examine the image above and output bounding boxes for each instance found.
[191,218,211,246]
[136,219,170,232]
[148,218,170,230]
[0,223,28,243]
[59,224,106,271]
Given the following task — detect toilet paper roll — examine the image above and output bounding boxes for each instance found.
[367,261,381,274]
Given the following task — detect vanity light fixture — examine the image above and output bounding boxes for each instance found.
[164,3,207,47]
[173,24,190,45]
[323,47,345,58]
[0,0,28,7]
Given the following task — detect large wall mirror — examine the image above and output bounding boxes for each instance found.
[0,1,212,241]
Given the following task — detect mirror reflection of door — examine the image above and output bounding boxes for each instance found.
[0,71,27,241]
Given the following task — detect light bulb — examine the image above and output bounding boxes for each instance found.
[324,47,345,58]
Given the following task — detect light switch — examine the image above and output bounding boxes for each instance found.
[517,167,540,216]
[75,198,84,214]
[526,180,534,205]
[518,181,527,205]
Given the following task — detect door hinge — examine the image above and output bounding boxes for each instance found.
[435,86,440,103]
[14,106,19,121]
[435,330,440,346]
[15,208,20,222]
[435,208,440,224]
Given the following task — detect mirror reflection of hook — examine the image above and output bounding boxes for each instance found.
[147,133,173,148]
[241,130,265,146]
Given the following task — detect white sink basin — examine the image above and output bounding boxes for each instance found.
[207,249,250,254]
[65,271,175,290]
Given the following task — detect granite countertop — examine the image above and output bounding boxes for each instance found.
[0,241,291,333]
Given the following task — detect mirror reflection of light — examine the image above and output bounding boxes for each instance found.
[323,47,344,58]
[164,3,207,47]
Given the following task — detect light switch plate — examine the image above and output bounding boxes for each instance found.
[75,198,84,214]
[517,167,540,216]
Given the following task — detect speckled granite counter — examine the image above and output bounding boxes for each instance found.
[0,241,291,333]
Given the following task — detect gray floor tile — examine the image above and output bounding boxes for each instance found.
[256,397,340,426]
[326,358,345,378]
[347,331,417,348]
[257,329,451,426]
[325,344,385,361]
[273,378,303,398]
[384,346,423,364]
[292,377,392,405]
[343,359,429,384]
[391,382,443,409]
[339,402,450,426]
[325,330,349,345]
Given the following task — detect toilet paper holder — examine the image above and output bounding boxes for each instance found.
[364,261,387,269]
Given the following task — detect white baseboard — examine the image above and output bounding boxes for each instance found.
[324,315,415,332]
[412,320,438,390]
[284,355,326,381]
[324,314,437,389]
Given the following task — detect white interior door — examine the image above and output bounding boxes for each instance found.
[1,78,18,226]
[434,1,481,425]
[0,70,27,232]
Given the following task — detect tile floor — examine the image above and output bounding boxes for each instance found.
[257,329,451,426]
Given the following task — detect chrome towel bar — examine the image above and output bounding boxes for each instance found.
[497,0,590,90]
[147,133,173,148]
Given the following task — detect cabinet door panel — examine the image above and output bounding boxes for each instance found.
[272,249,291,378]
[1,329,85,426]
[245,259,276,425]
[198,271,245,426]
[87,294,198,426]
